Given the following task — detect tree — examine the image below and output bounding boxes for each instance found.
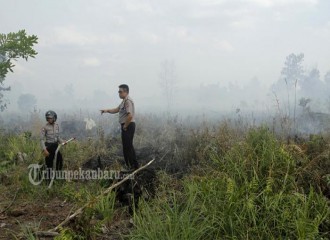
[271,53,305,117]
[280,53,304,87]
[270,53,305,135]
[300,68,324,99]
[324,71,330,94]
[299,97,311,113]
[0,30,38,111]
[325,71,330,84]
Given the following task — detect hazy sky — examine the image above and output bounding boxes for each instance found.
[1,0,330,111]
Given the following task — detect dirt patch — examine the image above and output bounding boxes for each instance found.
[0,195,74,239]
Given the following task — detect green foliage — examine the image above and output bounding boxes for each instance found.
[55,228,85,240]
[129,128,329,239]
[0,29,38,81]
[0,132,42,177]
[93,192,116,222]
[131,193,214,240]
[306,134,327,158]
[17,219,42,240]
[0,29,38,111]
[295,133,330,206]
[1,122,329,238]
[62,192,116,238]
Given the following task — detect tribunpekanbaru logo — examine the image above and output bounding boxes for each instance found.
[28,164,134,187]
[28,164,44,186]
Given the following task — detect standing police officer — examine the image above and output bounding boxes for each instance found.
[100,84,139,170]
[40,110,65,178]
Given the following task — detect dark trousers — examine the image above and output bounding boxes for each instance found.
[45,143,63,178]
[121,122,139,169]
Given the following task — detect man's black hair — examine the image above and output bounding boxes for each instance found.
[119,84,129,93]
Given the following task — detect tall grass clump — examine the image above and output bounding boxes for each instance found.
[129,127,329,239]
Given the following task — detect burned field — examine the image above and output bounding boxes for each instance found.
[0,113,329,239]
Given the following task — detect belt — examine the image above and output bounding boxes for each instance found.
[45,142,58,147]
[121,122,135,125]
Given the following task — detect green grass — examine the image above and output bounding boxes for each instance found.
[128,127,330,239]
[1,124,329,239]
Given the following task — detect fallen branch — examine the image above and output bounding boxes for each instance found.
[49,158,155,232]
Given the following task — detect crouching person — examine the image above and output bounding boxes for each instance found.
[40,110,65,182]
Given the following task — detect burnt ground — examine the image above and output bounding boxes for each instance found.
[0,193,74,239]
[83,144,192,178]
[0,146,163,239]
[0,182,135,239]
[0,137,192,239]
